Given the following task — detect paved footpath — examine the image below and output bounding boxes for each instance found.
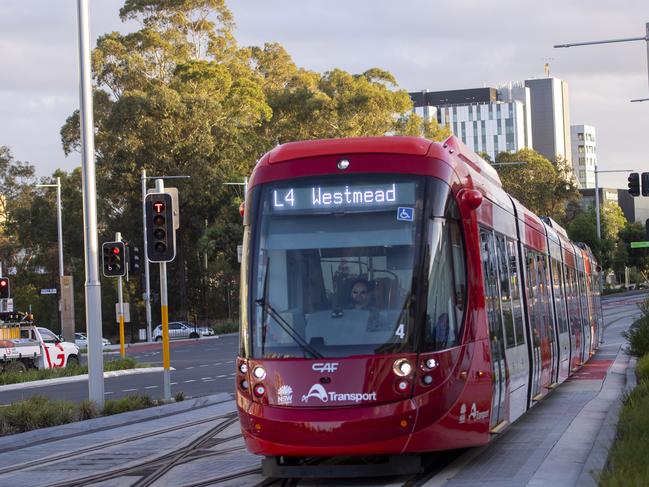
[423,292,643,487]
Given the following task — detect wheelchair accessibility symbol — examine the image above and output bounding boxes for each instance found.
[397,207,414,221]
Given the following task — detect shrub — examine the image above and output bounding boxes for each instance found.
[102,394,155,416]
[78,400,99,421]
[104,357,138,371]
[636,354,649,383]
[0,395,76,434]
[211,321,238,334]
[623,299,649,358]
[174,391,185,402]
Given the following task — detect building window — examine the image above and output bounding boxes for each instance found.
[577,133,584,141]
[578,145,585,154]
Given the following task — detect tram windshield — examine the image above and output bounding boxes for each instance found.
[247,175,425,358]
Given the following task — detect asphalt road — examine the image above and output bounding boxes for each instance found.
[0,334,239,405]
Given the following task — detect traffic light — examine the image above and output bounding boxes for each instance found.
[628,172,640,197]
[102,241,127,277]
[0,278,10,299]
[128,243,141,273]
[145,192,176,262]
[642,172,649,197]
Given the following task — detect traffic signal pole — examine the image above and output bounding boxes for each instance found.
[156,178,171,401]
[141,169,153,342]
[116,232,126,358]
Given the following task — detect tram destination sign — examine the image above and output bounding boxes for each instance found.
[269,181,416,212]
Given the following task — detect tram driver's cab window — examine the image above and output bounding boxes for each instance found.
[424,218,466,351]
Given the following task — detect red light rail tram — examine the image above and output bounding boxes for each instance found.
[236,135,602,475]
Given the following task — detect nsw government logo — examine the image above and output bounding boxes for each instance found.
[301,384,377,403]
[277,385,293,405]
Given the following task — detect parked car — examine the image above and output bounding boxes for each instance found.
[74,332,111,348]
[153,322,214,341]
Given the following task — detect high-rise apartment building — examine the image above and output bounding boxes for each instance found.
[411,85,533,161]
[571,125,596,188]
[523,78,571,165]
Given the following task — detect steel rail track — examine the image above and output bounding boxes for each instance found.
[43,415,241,487]
[0,412,236,478]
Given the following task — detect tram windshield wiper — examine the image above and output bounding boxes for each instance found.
[255,258,322,359]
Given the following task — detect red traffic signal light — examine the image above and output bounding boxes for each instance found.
[0,278,9,299]
[102,241,126,277]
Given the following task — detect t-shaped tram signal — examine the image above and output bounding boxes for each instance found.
[145,192,176,262]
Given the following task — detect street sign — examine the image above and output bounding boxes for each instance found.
[630,241,649,249]
[40,288,58,295]
[115,302,131,323]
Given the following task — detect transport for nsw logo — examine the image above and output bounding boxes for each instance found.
[301,384,329,403]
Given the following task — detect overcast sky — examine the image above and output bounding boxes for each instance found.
[0,1,647,188]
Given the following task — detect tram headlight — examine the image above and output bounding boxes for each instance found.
[252,366,266,380]
[425,358,438,370]
[239,363,249,374]
[240,379,250,390]
[393,358,413,377]
[254,384,266,397]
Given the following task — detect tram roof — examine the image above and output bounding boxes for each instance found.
[267,136,434,164]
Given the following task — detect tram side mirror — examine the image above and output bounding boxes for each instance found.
[460,189,483,210]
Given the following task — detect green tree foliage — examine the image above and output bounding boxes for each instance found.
[494,149,580,224]
[566,201,627,271]
[55,0,417,329]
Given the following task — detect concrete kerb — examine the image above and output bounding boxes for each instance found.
[0,392,233,453]
[575,352,633,486]
[0,367,172,393]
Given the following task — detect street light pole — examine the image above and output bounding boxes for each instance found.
[593,167,634,240]
[554,22,649,101]
[36,177,66,335]
[76,0,104,406]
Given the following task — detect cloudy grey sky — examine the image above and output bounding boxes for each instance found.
[0,0,647,188]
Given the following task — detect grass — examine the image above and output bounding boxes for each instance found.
[599,378,649,486]
[0,393,169,437]
[0,357,144,386]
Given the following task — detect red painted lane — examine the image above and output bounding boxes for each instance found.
[567,359,613,381]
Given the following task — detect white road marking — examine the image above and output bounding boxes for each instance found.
[183,380,196,383]
[145,385,158,389]
[217,375,227,378]
[122,389,137,392]
[199,364,209,368]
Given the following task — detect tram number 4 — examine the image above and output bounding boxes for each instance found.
[395,324,405,340]
[273,189,295,207]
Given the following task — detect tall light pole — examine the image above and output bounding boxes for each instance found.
[76,0,104,406]
[554,22,649,102]
[36,178,64,282]
[36,177,65,332]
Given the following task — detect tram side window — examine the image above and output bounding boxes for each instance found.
[507,239,525,345]
[479,229,505,347]
[538,254,556,343]
[424,219,465,351]
[551,259,568,334]
[495,234,516,348]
